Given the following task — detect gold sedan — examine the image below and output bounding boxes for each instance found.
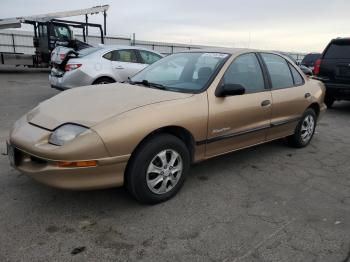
[7,48,326,204]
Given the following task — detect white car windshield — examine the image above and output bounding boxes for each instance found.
[130,52,230,93]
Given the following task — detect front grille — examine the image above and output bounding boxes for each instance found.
[30,156,48,165]
[13,147,48,167]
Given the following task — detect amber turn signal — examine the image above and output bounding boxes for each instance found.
[57,160,97,168]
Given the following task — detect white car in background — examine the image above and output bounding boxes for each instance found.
[49,45,163,90]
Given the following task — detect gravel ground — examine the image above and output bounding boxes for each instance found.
[0,68,349,262]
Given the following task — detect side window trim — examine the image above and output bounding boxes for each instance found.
[255,52,271,90]
[288,63,305,86]
[134,50,143,64]
[287,62,296,86]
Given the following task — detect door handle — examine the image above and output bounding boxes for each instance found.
[305,93,311,99]
[261,100,271,107]
[115,66,124,69]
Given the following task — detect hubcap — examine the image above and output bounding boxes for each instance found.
[300,115,315,143]
[146,149,183,194]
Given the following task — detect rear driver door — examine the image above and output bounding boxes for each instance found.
[259,53,310,140]
[111,49,145,81]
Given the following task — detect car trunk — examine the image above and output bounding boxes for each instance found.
[320,58,350,84]
[50,46,78,77]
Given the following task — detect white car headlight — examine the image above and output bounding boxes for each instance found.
[49,124,89,146]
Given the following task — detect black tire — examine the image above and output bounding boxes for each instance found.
[324,94,335,108]
[126,134,190,204]
[93,77,116,85]
[288,108,317,148]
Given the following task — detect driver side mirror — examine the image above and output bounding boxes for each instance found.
[215,83,245,97]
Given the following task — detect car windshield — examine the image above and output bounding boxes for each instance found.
[130,52,230,93]
[78,47,102,57]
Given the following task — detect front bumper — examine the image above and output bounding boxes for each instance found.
[318,102,327,121]
[8,117,129,190]
[7,142,128,190]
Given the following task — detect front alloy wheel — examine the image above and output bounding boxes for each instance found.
[126,134,190,204]
[146,149,183,194]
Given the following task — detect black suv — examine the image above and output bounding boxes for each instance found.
[314,38,350,107]
[301,53,322,70]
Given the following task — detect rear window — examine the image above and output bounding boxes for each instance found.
[78,47,102,57]
[324,43,350,59]
[302,54,321,64]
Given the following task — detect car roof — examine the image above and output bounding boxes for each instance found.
[98,45,163,55]
[331,38,350,44]
[179,47,291,58]
[181,47,260,55]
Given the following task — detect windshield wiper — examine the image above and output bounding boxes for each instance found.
[128,79,167,90]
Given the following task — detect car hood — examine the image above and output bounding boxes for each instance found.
[27,83,193,130]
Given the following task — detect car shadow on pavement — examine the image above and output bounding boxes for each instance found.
[18,138,291,213]
[329,101,350,112]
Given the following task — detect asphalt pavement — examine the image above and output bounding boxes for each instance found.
[0,68,349,262]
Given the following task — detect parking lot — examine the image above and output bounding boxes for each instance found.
[0,68,349,262]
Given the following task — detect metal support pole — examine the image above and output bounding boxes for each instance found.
[100,26,104,44]
[11,34,16,53]
[85,14,88,36]
[34,23,38,38]
[82,27,86,42]
[132,33,136,46]
[104,12,107,36]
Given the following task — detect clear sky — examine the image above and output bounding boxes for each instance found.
[1,0,350,53]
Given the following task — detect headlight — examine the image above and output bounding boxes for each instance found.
[49,124,89,146]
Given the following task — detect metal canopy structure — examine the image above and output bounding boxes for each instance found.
[0,5,109,34]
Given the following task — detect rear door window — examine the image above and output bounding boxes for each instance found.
[324,43,350,59]
[139,50,162,64]
[261,53,294,89]
[102,51,113,60]
[112,50,138,63]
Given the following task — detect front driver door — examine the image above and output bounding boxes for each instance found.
[111,49,146,81]
[205,53,272,157]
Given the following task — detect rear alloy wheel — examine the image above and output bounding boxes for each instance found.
[288,109,317,148]
[126,134,190,204]
[93,77,115,85]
